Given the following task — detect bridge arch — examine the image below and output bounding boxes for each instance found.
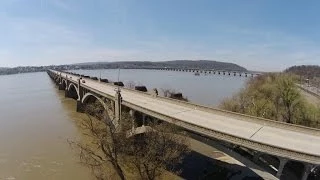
[82,92,107,110]
[311,165,320,178]
[67,83,80,100]
[55,76,61,83]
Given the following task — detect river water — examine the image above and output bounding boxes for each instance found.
[0,72,92,180]
[70,69,248,106]
[0,70,247,179]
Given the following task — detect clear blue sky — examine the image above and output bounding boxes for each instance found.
[0,0,319,71]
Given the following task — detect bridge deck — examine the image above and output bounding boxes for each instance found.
[53,70,320,164]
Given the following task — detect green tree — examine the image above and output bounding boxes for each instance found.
[220,73,320,128]
[275,74,301,123]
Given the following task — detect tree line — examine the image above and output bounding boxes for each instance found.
[220,73,320,128]
[285,65,320,88]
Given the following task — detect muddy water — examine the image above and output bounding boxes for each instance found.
[0,72,92,180]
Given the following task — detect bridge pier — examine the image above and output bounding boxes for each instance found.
[253,151,262,163]
[65,90,70,98]
[142,114,146,126]
[58,83,64,90]
[129,110,136,130]
[276,158,288,179]
[64,75,69,97]
[114,89,122,130]
[76,100,84,112]
[301,163,313,180]
[76,79,84,112]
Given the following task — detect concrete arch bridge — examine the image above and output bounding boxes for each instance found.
[48,70,320,180]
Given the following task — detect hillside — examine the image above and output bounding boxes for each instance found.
[285,65,320,88]
[0,60,247,76]
[74,60,247,71]
[285,65,320,78]
[0,66,49,75]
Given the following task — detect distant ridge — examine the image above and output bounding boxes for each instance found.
[73,60,247,72]
[285,65,320,78]
[0,60,247,76]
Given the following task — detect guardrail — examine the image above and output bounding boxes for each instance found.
[50,70,320,164]
[52,70,320,136]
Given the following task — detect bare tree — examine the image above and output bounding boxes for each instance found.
[124,123,189,180]
[70,101,128,180]
[276,75,302,123]
[70,99,189,180]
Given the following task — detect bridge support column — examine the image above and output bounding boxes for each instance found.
[58,83,64,90]
[253,151,262,163]
[142,114,146,126]
[301,163,313,180]
[64,75,70,97]
[276,158,288,179]
[114,89,122,129]
[76,79,84,112]
[129,110,135,130]
[76,100,83,112]
[65,90,70,98]
[58,73,62,86]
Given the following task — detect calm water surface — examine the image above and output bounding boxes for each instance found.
[0,70,247,179]
[0,72,92,180]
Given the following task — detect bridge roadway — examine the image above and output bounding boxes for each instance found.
[50,70,320,166]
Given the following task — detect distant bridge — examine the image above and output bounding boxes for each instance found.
[145,67,261,77]
[48,70,319,180]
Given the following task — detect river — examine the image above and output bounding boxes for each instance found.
[0,72,92,180]
[70,69,248,106]
[0,70,247,179]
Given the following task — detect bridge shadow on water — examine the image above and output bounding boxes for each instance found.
[176,150,263,180]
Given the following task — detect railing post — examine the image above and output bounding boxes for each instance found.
[152,88,158,97]
[276,158,288,179]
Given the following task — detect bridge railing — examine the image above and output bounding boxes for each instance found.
[118,90,320,164]
[52,70,320,137]
[50,70,320,164]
